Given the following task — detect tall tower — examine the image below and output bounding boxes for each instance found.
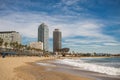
[53,29,62,53]
[38,23,49,51]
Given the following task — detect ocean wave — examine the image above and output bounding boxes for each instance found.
[55,59,120,76]
[36,62,56,67]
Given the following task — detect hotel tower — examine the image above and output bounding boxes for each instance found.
[53,29,62,53]
[38,23,49,51]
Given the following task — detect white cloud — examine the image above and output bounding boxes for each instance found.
[62,0,79,6]
[0,11,119,53]
[0,11,117,40]
[50,21,116,43]
[103,43,120,46]
[0,0,120,53]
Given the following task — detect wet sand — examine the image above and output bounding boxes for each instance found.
[36,59,120,80]
[1,56,119,80]
[16,62,91,80]
[0,56,91,80]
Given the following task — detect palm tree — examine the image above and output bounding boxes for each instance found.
[12,42,16,49]
[14,42,19,48]
[17,44,22,55]
[10,42,14,49]
[4,42,8,48]
[27,46,31,50]
[0,38,3,48]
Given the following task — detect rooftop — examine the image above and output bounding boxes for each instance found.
[0,31,18,33]
[54,29,61,32]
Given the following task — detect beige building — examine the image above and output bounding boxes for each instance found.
[29,42,43,50]
[0,31,21,44]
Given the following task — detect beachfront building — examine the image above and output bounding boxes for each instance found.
[0,31,21,44]
[38,23,49,51]
[53,29,62,53]
[29,42,43,50]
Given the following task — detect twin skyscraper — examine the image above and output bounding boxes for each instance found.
[38,23,61,53]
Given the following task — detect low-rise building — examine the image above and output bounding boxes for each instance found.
[29,42,43,50]
[0,31,21,44]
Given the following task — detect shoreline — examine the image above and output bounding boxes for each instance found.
[0,56,119,80]
[0,56,91,80]
[37,58,120,80]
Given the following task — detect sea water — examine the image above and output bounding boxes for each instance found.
[55,57,120,76]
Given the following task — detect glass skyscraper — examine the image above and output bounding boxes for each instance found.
[53,29,62,53]
[38,23,49,51]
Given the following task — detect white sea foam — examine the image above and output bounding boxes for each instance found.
[55,59,120,76]
[36,63,56,67]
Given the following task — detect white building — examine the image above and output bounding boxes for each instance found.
[29,42,43,50]
[0,31,21,44]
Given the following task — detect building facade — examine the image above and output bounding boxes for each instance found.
[0,31,21,44]
[53,29,62,53]
[38,23,49,51]
[29,42,43,50]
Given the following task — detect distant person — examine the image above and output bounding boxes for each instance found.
[2,55,5,58]
[1,52,7,58]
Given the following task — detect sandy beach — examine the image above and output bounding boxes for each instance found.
[0,56,91,80]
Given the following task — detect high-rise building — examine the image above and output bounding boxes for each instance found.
[0,31,21,44]
[38,23,49,51]
[53,29,62,53]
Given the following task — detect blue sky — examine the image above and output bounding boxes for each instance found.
[0,0,120,53]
